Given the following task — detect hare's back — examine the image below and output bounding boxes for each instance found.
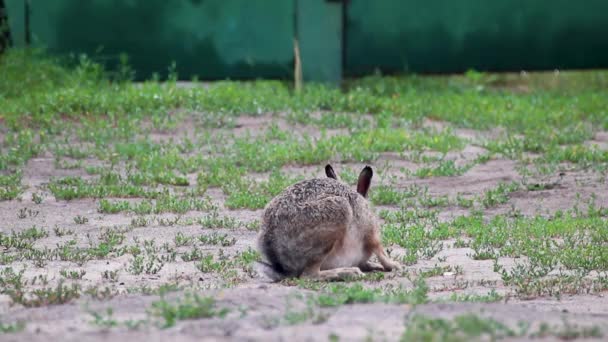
[274,178,354,204]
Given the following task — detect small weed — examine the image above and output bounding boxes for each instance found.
[198,232,236,247]
[174,232,194,247]
[150,293,228,328]
[13,281,81,308]
[89,307,119,328]
[53,226,74,236]
[32,192,43,204]
[128,254,164,275]
[74,215,89,224]
[0,321,25,334]
[102,270,119,282]
[401,314,517,341]
[60,269,86,280]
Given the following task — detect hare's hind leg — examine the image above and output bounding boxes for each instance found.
[317,267,364,281]
[301,258,364,281]
[358,261,385,272]
[364,234,401,272]
[301,237,364,281]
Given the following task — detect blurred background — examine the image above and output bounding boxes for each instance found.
[2,0,608,83]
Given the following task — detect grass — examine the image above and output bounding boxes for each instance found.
[0,321,25,334]
[401,313,604,341]
[1,48,608,336]
[98,195,217,214]
[198,232,237,247]
[401,314,519,341]
[150,293,229,328]
[314,279,429,307]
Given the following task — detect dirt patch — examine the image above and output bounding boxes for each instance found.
[2,117,608,341]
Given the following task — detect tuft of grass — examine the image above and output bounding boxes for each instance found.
[401,314,518,341]
[150,293,228,328]
[315,278,429,307]
[198,232,236,247]
[0,321,25,334]
[73,215,89,224]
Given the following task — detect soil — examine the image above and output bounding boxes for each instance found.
[1,115,607,341]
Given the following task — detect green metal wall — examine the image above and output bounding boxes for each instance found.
[6,0,608,80]
[7,0,295,80]
[346,0,608,74]
[296,0,342,84]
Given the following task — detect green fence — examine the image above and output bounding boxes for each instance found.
[6,0,608,81]
[6,0,295,80]
[346,0,608,75]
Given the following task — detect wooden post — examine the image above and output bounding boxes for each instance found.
[295,0,343,85]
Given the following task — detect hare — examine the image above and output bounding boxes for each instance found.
[257,164,400,281]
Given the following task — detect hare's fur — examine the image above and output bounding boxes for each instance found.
[257,166,399,281]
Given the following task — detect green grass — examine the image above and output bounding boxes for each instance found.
[401,314,518,341]
[150,293,228,328]
[98,195,216,214]
[3,49,606,210]
[223,171,303,209]
[380,202,608,298]
[315,279,429,307]
[1,48,608,325]
[401,312,603,341]
[0,321,25,334]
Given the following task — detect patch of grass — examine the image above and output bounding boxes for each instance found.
[14,281,81,308]
[198,232,236,247]
[531,321,603,340]
[0,321,25,334]
[73,215,89,224]
[31,192,44,204]
[0,185,22,200]
[382,221,446,264]
[88,307,119,328]
[196,211,241,229]
[98,195,216,214]
[194,248,260,283]
[370,184,420,205]
[49,176,155,200]
[53,226,74,236]
[414,159,472,178]
[401,314,518,342]
[447,290,503,303]
[128,254,164,275]
[60,269,86,280]
[174,232,194,247]
[149,293,228,328]
[223,171,303,210]
[102,270,119,282]
[315,278,428,307]
[481,182,519,208]
[0,226,48,251]
[88,307,147,330]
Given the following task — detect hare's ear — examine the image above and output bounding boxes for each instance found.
[357,166,373,197]
[325,164,338,180]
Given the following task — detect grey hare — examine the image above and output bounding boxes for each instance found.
[257,164,400,281]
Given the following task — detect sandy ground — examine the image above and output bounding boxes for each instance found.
[1,116,607,341]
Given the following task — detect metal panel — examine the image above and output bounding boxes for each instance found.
[296,0,342,84]
[346,0,608,74]
[6,0,608,79]
[5,0,24,46]
[8,0,295,80]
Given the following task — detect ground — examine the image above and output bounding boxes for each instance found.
[0,51,608,341]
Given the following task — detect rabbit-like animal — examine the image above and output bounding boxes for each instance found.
[257,164,399,281]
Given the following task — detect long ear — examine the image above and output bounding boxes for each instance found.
[325,164,338,180]
[357,166,373,197]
